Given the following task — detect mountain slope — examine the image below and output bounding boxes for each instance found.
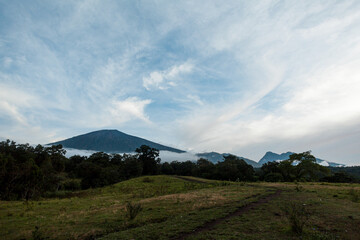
[49,129,185,153]
[196,152,261,168]
[259,151,345,167]
[258,151,293,165]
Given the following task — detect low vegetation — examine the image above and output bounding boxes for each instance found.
[1,139,360,239]
[1,176,359,239]
[281,201,311,235]
[2,140,359,202]
[125,201,142,220]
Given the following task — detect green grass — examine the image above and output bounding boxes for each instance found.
[1,177,359,240]
[190,182,360,240]
[0,176,266,240]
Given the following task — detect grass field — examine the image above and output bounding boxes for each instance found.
[1,176,359,240]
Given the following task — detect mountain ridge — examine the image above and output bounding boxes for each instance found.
[196,152,261,168]
[49,129,185,153]
[48,130,345,167]
[259,151,345,167]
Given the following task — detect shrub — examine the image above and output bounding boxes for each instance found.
[281,201,311,235]
[125,202,142,220]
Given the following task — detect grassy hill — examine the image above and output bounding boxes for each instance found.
[1,176,360,240]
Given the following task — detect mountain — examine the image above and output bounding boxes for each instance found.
[196,152,261,168]
[258,151,345,167]
[49,129,185,153]
[258,151,293,165]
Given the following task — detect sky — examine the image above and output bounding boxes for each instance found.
[1,0,360,165]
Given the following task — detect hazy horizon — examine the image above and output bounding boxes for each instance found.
[1,1,360,165]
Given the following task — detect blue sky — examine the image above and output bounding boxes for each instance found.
[1,0,360,165]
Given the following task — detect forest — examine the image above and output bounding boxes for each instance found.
[0,139,359,200]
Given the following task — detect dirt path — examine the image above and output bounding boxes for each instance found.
[172,175,208,184]
[173,189,283,240]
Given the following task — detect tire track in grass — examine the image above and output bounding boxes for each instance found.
[172,176,209,184]
[173,189,283,240]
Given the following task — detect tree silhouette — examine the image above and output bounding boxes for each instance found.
[136,145,160,175]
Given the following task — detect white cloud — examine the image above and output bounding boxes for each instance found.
[143,62,193,90]
[159,151,198,162]
[63,148,97,158]
[109,97,152,124]
[143,71,164,90]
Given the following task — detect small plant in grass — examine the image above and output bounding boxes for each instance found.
[348,188,359,203]
[184,182,196,190]
[156,184,168,195]
[281,201,311,235]
[295,184,304,192]
[236,178,246,186]
[24,200,34,211]
[32,226,48,240]
[125,201,142,220]
[215,181,230,187]
[304,231,337,240]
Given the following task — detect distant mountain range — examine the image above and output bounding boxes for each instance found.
[196,152,261,168]
[49,129,185,153]
[48,129,345,167]
[259,151,345,167]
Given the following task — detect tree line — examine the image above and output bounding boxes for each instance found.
[0,140,358,200]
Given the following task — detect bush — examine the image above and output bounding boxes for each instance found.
[125,202,142,220]
[281,201,311,235]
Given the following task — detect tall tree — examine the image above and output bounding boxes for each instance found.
[216,155,254,181]
[136,145,160,175]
